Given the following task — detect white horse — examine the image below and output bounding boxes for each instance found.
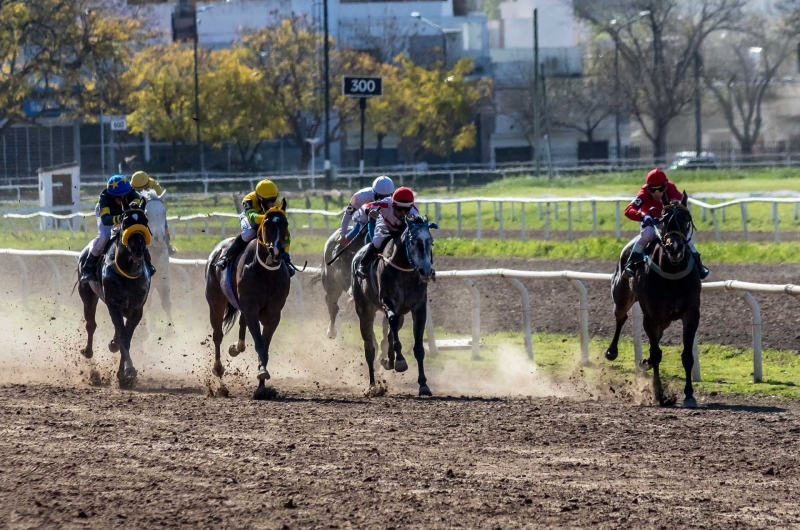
[142,190,173,325]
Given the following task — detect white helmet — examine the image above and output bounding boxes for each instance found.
[372,176,395,198]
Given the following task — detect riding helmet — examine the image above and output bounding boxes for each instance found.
[372,176,395,198]
[255,179,279,202]
[107,174,132,197]
[131,171,150,191]
[392,187,415,208]
[646,168,668,187]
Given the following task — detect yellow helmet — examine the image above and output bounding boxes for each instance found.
[255,179,278,201]
[131,171,150,190]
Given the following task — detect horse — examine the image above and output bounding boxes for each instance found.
[142,190,172,325]
[351,216,437,397]
[204,199,292,399]
[77,208,153,389]
[312,226,370,339]
[605,192,702,408]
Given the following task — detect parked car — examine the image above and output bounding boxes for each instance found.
[669,152,720,170]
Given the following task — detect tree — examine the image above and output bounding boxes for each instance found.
[202,48,285,169]
[0,0,144,135]
[574,0,746,159]
[242,16,376,170]
[703,8,800,154]
[365,62,404,167]
[394,55,490,162]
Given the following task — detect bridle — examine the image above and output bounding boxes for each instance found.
[656,203,694,248]
[255,214,284,271]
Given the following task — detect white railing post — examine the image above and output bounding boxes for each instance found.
[741,203,749,241]
[476,200,482,241]
[465,279,481,360]
[739,291,762,383]
[710,208,721,243]
[568,278,590,366]
[434,202,441,226]
[632,302,643,370]
[520,203,527,241]
[577,201,582,223]
[591,201,597,237]
[498,201,504,240]
[567,201,573,242]
[506,278,533,361]
[545,202,551,241]
[615,201,621,240]
[425,304,438,356]
[773,202,780,244]
[456,202,462,238]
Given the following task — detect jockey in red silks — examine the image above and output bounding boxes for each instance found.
[623,168,709,279]
[355,186,419,278]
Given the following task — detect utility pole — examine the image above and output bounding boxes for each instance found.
[614,43,621,162]
[540,64,553,180]
[533,9,540,175]
[694,50,703,156]
[323,0,332,189]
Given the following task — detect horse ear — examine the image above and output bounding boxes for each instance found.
[281,197,287,211]
[661,192,669,206]
[681,190,688,207]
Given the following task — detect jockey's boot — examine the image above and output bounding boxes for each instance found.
[144,248,157,277]
[692,252,709,280]
[80,253,100,283]
[215,235,247,269]
[622,251,645,279]
[282,251,296,278]
[356,244,379,279]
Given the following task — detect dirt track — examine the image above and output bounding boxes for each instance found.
[1,384,799,528]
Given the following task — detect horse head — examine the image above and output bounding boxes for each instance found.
[659,191,692,265]
[143,190,168,245]
[404,215,438,283]
[257,198,289,269]
[120,208,150,263]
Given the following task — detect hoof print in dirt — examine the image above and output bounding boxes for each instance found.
[253,384,279,401]
[215,384,230,398]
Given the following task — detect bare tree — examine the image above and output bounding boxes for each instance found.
[702,9,800,154]
[338,14,411,64]
[574,0,746,159]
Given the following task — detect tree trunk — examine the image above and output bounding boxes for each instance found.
[652,122,669,165]
[299,142,311,170]
[740,137,753,155]
[376,133,385,167]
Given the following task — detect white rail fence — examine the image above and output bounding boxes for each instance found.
[6,192,800,243]
[2,249,798,385]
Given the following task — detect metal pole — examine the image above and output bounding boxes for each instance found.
[100,109,105,173]
[442,30,448,70]
[694,51,702,156]
[533,9,540,174]
[193,29,205,175]
[323,0,331,189]
[614,42,621,161]
[359,97,366,188]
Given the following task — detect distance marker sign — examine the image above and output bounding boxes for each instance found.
[342,76,383,97]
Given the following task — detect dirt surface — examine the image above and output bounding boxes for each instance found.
[1,384,799,529]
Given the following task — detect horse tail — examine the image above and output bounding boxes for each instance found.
[308,267,323,287]
[222,303,239,335]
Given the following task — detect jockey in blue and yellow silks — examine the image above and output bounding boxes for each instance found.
[213,179,293,275]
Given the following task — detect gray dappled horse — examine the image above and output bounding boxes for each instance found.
[205,200,291,399]
[77,208,152,389]
[142,190,172,325]
[351,216,437,396]
[605,192,702,408]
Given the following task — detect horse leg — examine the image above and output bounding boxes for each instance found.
[108,307,137,388]
[641,314,665,405]
[78,284,98,359]
[412,305,431,396]
[379,316,392,371]
[357,305,379,393]
[324,287,341,340]
[243,310,269,380]
[209,302,225,378]
[606,276,635,361]
[681,308,701,408]
[384,303,407,373]
[158,278,173,326]
[236,315,246,354]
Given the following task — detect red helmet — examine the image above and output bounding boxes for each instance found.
[392,187,415,208]
[646,168,668,187]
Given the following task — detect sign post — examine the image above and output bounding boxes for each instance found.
[342,76,383,188]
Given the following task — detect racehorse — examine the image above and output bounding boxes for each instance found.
[77,208,153,389]
[205,199,291,398]
[142,190,172,325]
[313,226,370,339]
[605,192,702,408]
[351,216,437,397]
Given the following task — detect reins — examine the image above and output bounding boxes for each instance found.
[256,220,282,271]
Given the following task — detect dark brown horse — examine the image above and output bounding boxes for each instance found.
[605,192,702,407]
[77,208,152,389]
[205,200,291,399]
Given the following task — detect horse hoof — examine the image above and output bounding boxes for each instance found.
[419,385,432,397]
[326,325,337,340]
[394,360,409,373]
[118,372,137,390]
[605,347,618,361]
[228,344,240,358]
[108,340,120,353]
[213,361,225,378]
[640,359,653,371]
[124,366,138,379]
[365,384,386,398]
[237,340,246,353]
[683,397,698,409]
[81,347,93,359]
[257,366,270,381]
[253,384,279,400]
[379,357,392,371]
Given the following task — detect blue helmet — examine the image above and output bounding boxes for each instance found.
[107,174,132,197]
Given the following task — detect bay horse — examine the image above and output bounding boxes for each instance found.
[77,208,153,389]
[605,192,702,408]
[351,216,437,397]
[205,199,291,399]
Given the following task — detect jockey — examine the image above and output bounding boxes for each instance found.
[356,186,419,279]
[213,179,294,276]
[340,175,395,246]
[80,175,156,282]
[623,168,709,279]
[130,171,176,255]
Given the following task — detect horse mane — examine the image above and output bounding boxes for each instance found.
[665,200,688,212]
